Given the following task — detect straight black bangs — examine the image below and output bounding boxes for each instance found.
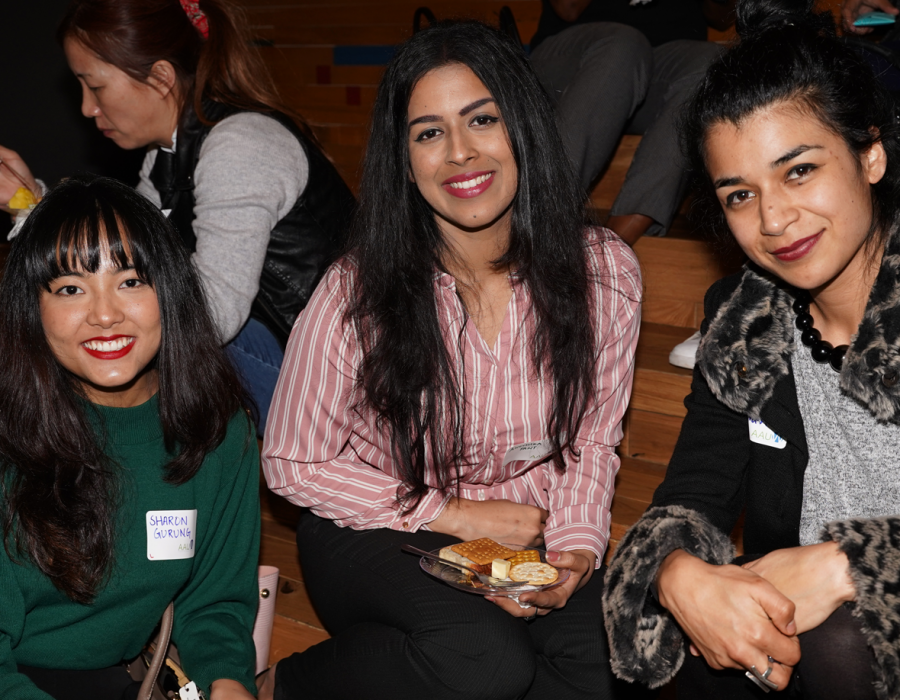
[17,176,166,293]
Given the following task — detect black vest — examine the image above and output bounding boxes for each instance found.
[149,100,355,346]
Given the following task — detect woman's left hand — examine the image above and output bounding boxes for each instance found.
[210,679,257,700]
[742,542,855,634]
[487,549,596,618]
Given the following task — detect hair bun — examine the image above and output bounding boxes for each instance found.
[735,0,826,41]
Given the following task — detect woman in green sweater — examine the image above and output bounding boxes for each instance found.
[0,175,261,700]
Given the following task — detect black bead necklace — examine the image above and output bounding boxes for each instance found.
[792,291,848,373]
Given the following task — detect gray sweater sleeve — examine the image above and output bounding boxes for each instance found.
[137,112,309,342]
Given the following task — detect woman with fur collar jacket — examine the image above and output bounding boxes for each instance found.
[604,0,900,698]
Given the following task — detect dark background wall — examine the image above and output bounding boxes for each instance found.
[1,0,145,237]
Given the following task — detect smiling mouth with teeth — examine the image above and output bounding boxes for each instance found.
[82,337,135,352]
[449,173,492,189]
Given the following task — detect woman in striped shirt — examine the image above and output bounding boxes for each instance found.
[259,21,642,700]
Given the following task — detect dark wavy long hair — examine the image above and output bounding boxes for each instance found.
[0,175,250,603]
[347,21,599,511]
[683,0,900,248]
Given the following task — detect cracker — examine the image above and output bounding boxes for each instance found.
[509,562,558,586]
[450,538,517,565]
[508,550,541,567]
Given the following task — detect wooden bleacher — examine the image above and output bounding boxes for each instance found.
[237,0,749,668]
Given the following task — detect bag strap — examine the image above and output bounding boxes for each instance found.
[139,602,175,700]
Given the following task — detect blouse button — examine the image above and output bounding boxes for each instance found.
[883,372,898,388]
[402,521,410,529]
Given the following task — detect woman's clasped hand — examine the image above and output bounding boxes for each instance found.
[657,551,801,688]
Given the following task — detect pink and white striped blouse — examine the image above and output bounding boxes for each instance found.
[262,227,642,562]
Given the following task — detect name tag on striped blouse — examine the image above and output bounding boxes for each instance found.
[502,439,553,467]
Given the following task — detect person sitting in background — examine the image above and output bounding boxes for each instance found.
[841,0,899,33]
[0,175,259,700]
[529,0,733,247]
[258,20,642,700]
[0,0,355,434]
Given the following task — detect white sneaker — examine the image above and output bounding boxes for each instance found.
[669,330,701,369]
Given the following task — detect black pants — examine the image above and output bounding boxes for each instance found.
[17,664,138,700]
[678,599,876,699]
[274,513,654,700]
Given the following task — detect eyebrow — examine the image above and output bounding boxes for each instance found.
[772,144,822,167]
[713,144,823,189]
[407,97,496,129]
[459,97,494,116]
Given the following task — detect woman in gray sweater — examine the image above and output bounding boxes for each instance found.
[0,0,354,434]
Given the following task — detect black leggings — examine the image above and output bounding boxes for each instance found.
[273,513,655,700]
[17,664,138,700]
[677,601,877,699]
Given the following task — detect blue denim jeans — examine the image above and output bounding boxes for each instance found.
[225,317,284,436]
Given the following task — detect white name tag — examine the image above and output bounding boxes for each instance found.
[179,682,201,700]
[748,419,787,449]
[502,439,553,467]
[146,510,197,560]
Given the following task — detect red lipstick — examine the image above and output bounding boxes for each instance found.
[771,232,823,262]
[441,171,495,199]
[82,335,135,360]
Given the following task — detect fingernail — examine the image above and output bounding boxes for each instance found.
[547,550,560,562]
[787,619,797,635]
[485,596,495,602]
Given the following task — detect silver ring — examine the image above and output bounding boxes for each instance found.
[745,657,778,693]
[524,607,537,621]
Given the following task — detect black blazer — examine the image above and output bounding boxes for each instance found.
[652,272,810,555]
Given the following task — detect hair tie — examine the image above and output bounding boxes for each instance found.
[179,0,209,39]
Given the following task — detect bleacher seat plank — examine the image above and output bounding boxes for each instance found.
[615,458,665,506]
[634,236,744,328]
[631,370,691,418]
[631,322,694,417]
[268,616,330,665]
[274,575,327,629]
[260,532,304,582]
[261,510,298,545]
[622,409,682,464]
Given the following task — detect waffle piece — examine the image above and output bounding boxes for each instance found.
[509,562,558,586]
[450,538,517,565]
[508,550,541,567]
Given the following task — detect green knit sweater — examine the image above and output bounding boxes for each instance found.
[0,395,261,698]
